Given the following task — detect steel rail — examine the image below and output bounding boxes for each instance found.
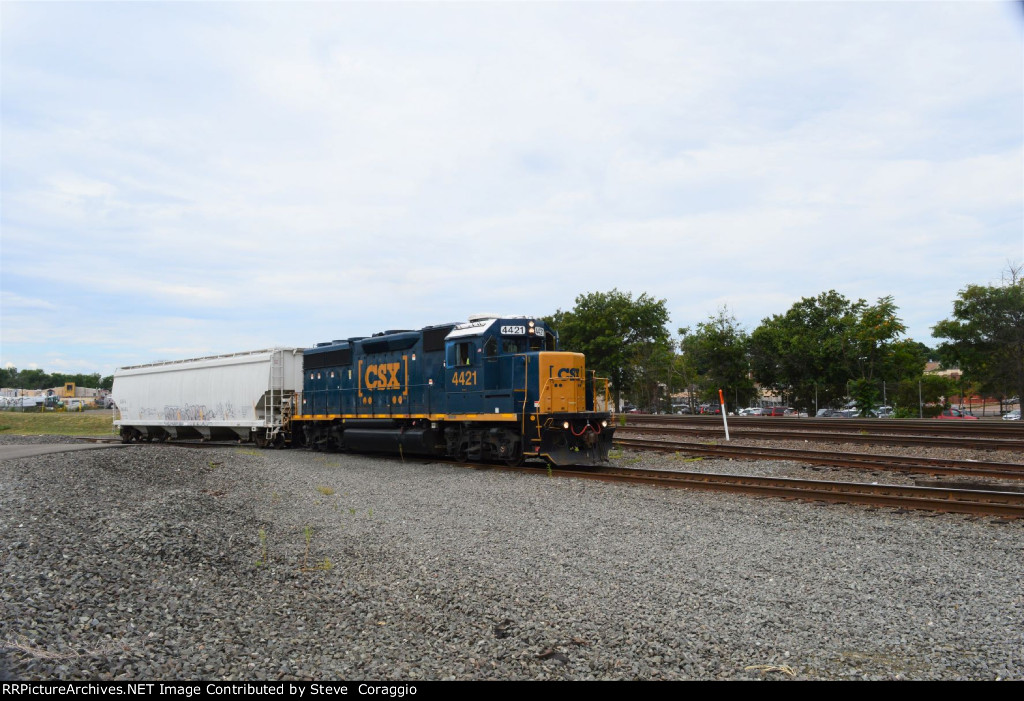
[619,422,1024,451]
[78,437,1024,518]
[500,463,1024,519]
[626,413,1024,438]
[612,437,1024,480]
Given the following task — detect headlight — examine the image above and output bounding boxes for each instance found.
[562,421,570,429]
[601,420,608,427]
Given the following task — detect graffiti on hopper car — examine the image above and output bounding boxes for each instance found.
[160,402,239,422]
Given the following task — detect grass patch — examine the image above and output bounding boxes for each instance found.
[316,486,336,496]
[0,411,116,436]
[672,454,704,463]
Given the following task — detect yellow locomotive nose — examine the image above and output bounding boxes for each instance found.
[536,352,586,414]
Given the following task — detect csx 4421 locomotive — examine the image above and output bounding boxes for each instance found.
[290,315,614,465]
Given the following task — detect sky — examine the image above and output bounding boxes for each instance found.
[2,1,1022,378]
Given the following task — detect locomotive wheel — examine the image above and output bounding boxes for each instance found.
[501,441,524,467]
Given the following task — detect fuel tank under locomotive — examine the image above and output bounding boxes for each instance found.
[342,426,441,456]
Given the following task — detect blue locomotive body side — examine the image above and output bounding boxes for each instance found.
[291,316,613,466]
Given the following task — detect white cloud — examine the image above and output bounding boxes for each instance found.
[1,2,1020,374]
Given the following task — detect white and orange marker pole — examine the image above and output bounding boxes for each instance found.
[718,388,730,441]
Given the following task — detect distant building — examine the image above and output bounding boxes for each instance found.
[924,361,961,380]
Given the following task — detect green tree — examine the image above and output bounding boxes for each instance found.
[882,340,930,382]
[893,374,958,418]
[932,265,1024,404]
[0,367,113,391]
[749,291,907,414]
[678,307,755,411]
[546,289,672,410]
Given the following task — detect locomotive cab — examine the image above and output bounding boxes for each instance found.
[441,316,613,466]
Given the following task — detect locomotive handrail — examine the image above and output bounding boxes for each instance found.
[517,354,534,440]
[593,376,612,415]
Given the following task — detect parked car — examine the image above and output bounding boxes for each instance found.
[762,407,786,417]
[1002,410,1021,421]
[737,407,763,416]
[936,408,979,420]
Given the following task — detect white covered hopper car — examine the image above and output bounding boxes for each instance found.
[112,348,303,446]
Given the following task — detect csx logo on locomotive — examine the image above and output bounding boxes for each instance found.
[364,362,402,390]
[557,367,581,379]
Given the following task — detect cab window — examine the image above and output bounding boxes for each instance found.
[484,337,498,357]
[502,338,525,354]
[451,341,474,366]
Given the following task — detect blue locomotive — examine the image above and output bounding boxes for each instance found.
[290,315,614,466]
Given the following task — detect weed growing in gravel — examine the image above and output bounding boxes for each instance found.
[255,528,268,567]
[316,486,335,496]
[299,528,337,573]
[301,525,313,570]
[608,450,641,465]
[299,525,332,572]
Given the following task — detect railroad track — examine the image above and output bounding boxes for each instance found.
[626,413,1024,438]
[613,436,1024,481]
[480,463,1024,520]
[620,418,1024,451]
[82,436,1024,519]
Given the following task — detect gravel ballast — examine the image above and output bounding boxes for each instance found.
[1,436,1021,680]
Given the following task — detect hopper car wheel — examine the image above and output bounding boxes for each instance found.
[253,434,268,449]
